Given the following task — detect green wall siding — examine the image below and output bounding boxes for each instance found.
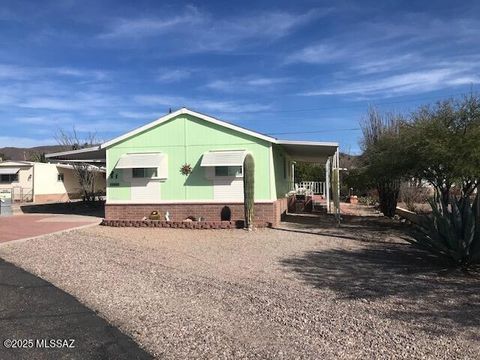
[106,115,272,202]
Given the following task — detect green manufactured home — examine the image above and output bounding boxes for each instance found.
[47,108,339,226]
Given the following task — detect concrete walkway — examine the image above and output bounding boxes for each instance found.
[0,214,100,243]
[0,258,152,360]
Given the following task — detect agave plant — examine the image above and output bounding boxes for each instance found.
[408,191,480,268]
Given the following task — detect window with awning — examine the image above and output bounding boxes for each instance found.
[115,153,168,179]
[0,168,20,183]
[0,167,20,175]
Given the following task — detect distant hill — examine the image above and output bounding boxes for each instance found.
[340,152,360,169]
[0,145,65,161]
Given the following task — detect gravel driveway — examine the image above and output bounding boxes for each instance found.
[0,221,478,359]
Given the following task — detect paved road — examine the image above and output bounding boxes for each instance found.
[0,214,100,243]
[0,258,152,360]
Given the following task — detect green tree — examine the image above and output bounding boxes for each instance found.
[293,162,325,183]
[28,152,47,163]
[404,95,480,207]
[402,94,480,267]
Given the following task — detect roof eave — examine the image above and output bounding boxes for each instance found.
[45,145,102,159]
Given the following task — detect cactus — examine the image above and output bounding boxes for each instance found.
[243,154,255,230]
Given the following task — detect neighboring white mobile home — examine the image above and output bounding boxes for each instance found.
[0,161,106,203]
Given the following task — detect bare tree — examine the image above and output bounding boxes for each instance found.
[359,107,405,217]
[55,128,101,203]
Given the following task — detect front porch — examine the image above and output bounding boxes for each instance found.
[277,140,340,221]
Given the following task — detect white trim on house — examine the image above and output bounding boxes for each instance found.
[0,161,33,167]
[101,108,277,149]
[275,140,339,147]
[268,145,276,201]
[45,146,101,158]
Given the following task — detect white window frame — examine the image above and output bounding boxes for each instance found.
[214,165,243,178]
[132,168,158,179]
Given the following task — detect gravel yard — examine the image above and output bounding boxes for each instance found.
[0,218,479,359]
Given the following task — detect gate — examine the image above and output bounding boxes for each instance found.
[0,190,12,216]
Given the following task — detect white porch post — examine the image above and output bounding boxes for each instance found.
[325,157,331,213]
[291,161,295,191]
[333,148,341,221]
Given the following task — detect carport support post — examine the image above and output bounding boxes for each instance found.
[325,157,331,213]
[333,149,341,223]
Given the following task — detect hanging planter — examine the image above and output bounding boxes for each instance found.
[180,163,192,175]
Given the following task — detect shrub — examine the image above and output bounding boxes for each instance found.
[358,196,376,206]
[407,193,480,268]
[400,182,431,212]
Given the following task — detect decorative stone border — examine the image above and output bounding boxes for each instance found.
[101,219,271,229]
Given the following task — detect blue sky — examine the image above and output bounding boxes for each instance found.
[0,0,479,153]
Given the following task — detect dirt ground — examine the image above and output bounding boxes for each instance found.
[0,215,478,359]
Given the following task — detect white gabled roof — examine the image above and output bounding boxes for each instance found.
[101,108,277,149]
[45,107,340,162]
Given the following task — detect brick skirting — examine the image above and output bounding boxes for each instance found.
[105,199,288,228]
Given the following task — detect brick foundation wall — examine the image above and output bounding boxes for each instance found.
[105,199,289,227]
[273,197,288,226]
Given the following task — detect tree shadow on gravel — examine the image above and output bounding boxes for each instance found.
[21,200,105,217]
[278,213,418,244]
[280,242,480,332]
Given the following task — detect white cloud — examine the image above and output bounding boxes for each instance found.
[100,6,323,52]
[14,115,70,126]
[157,69,191,83]
[207,77,290,92]
[0,136,54,147]
[302,68,480,97]
[286,44,349,64]
[287,14,480,98]
[0,64,30,79]
[100,5,205,39]
[118,110,163,119]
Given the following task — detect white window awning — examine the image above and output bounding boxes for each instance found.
[200,150,247,167]
[115,153,168,179]
[115,153,165,169]
[0,167,20,175]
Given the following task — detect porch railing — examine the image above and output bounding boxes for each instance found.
[295,181,326,196]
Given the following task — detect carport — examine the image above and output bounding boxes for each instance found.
[277,140,340,219]
[45,146,106,165]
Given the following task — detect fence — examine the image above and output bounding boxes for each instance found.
[295,181,326,195]
[10,187,33,202]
